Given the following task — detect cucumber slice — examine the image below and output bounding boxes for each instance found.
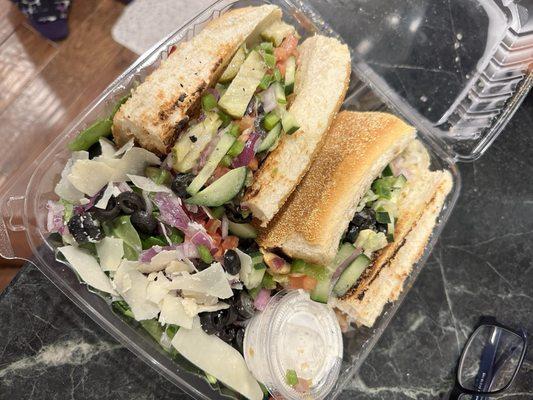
[272,82,286,105]
[284,56,296,95]
[172,113,222,173]
[257,123,282,153]
[219,47,246,83]
[310,279,330,303]
[310,243,356,303]
[333,254,371,297]
[218,51,267,118]
[186,167,247,207]
[263,112,280,131]
[260,20,296,46]
[187,131,236,195]
[281,110,300,135]
[228,221,257,239]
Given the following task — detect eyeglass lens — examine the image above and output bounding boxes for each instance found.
[459,325,524,394]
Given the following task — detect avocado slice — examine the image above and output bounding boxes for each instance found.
[218,51,267,118]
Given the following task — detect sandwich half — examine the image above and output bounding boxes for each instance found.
[259,111,453,327]
[113,5,282,154]
[242,35,351,225]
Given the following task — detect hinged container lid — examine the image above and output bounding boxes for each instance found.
[308,0,533,161]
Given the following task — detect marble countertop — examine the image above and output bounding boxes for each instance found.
[2,1,533,399]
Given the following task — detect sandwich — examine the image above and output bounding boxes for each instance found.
[259,111,453,327]
[113,5,351,225]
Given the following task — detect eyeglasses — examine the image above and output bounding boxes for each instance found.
[449,318,528,400]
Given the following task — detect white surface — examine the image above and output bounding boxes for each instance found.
[112,0,219,55]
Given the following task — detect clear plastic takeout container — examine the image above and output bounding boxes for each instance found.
[0,0,532,398]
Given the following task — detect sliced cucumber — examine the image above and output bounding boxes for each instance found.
[333,254,371,297]
[272,82,286,105]
[263,112,280,131]
[186,167,247,207]
[187,132,236,195]
[284,56,296,95]
[228,221,257,239]
[257,123,281,153]
[218,51,267,118]
[260,20,296,46]
[281,110,300,135]
[310,279,330,303]
[310,243,356,303]
[172,113,222,173]
[219,47,246,83]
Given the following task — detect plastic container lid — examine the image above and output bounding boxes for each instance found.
[243,290,343,400]
[305,0,533,160]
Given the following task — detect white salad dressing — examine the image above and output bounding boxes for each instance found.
[244,290,342,400]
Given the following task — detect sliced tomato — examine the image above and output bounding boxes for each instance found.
[237,116,254,132]
[248,157,259,171]
[222,235,239,250]
[205,219,221,235]
[274,34,298,64]
[289,274,317,291]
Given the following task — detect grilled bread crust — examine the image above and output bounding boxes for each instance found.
[258,111,416,265]
[112,5,282,154]
[243,35,351,225]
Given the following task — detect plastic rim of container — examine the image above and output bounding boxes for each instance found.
[243,290,343,399]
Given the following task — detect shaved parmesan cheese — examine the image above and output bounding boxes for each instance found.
[159,295,193,328]
[146,273,171,304]
[165,260,195,275]
[94,183,121,209]
[137,250,182,273]
[54,151,88,202]
[114,260,159,321]
[99,138,116,158]
[237,249,260,290]
[127,174,172,193]
[114,139,134,157]
[112,147,161,181]
[181,290,218,305]
[96,237,124,271]
[197,302,230,314]
[68,159,115,196]
[168,263,233,299]
[172,318,263,400]
[79,198,90,205]
[58,246,116,295]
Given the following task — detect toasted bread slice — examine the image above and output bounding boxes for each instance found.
[112,5,282,154]
[242,35,351,225]
[258,111,416,265]
[331,169,453,327]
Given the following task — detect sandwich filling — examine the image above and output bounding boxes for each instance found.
[169,30,301,215]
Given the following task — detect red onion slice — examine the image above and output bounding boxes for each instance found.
[253,289,271,311]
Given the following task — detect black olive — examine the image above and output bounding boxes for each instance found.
[351,208,377,230]
[199,308,236,335]
[238,238,259,254]
[234,328,245,354]
[216,326,237,344]
[234,291,255,320]
[223,249,241,275]
[91,196,120,221]
[131,210,157,234]
[224,203,252,223]
[67,213,103,244]
[376,223,388,234]
[344,223,359,243]
[88,142,102,159]
[171,173,195,198]
[116,192,145,215]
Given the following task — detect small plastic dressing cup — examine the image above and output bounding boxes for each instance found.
[244,290,343,399]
